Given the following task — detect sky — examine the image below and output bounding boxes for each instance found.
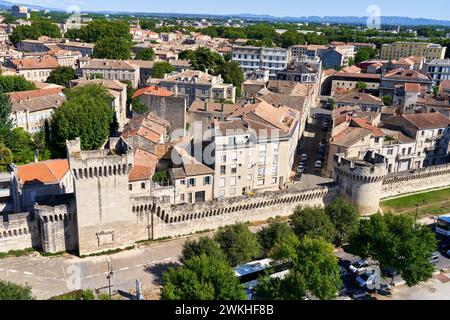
[14,0,450,21]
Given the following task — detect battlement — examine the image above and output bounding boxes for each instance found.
[67,138,134,180]
[333,153,388,183]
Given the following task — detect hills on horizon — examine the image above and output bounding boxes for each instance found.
[1,0,450,27]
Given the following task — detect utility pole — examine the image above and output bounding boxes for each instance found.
[414,199,425,228]
[106,261,114,298]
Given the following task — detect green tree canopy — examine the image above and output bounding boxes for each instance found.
[9,19,61,45]
[215,61,244,97]
[355,81,368,92]
[181,237,226,263]
[0,143,12,172]
[179,47,224,72]
[152,61,174,79]
[32,19,61,38]
[161,254,246,300]
[325,197,359,246]
[46,66,77,86]
[0,75,36,93]
[135,48,155,61]
[51,85,114,151]
[382,95,393,106]
[349,213,437,287]
[354,47,377,64]
[215,223,262,267]
[291,207,336,242]
[255,270,307,300]
[0,93,13,135]
[0,280,34,300]
[93,36,132,60]
[257,219,297,256]
[3,128,36,165]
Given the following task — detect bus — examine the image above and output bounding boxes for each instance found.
[436,216,450,237]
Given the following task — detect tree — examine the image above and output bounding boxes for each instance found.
[215,61,244,97]
[152,61,174,79]
[266,237,342,300]
[80,289,96,300]
[51,85,114,151]
[9,25,40,45]
[354,47,376,64]
[161,254,246,300]
[32,19,61,38]
[215,223,262,266]
[0,75,36,93]
[349,213,437,287]
[257,219,297,256]
[355,81,368,92]
[32,130,51,161]
[77,20,132,43]
[291,207,335,242]
[382,95,393,106]
[0,94,13,136]
[179,47,224,72]
[3,128,36,165]
[280,30,305,48]
[93,36,131,60]
[181,237,226,263]
[46,66,77,86]
[325,197,359,246]
[135,48,155,61]
[0,280,34,300]
[131,98,149,115]
[255,271,307,300]
[0,144,12,172]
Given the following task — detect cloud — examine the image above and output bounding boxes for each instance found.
[14,0,87,10]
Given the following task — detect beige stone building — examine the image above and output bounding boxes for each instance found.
[381,42,446,61]
[151,70,236,105]
[81,59,141,88]
[8,88,66,134]
[8,56,60,82]
[331,72,381,96]
[212,100,301,198]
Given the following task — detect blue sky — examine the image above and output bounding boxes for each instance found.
[15,0,450,20]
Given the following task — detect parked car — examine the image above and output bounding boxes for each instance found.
[349,260,370,274]
[311,113,317,120]
[301,154,308,162]
[315,160,323,169]
[429,252,440,265]
[319,139,327,148]
[297,166,305,174]
[349,288,369,299]
[340,266,348,278]
[356,271,378,288]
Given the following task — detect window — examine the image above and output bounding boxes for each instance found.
[230,176,237,187]
[231,152,238,162]
[247,174,253,181]
[257,179,265,186]
[220,166,226,175]
[219,178,226,188]
[188,178,196,187]
[188,193,193,203]
[218,190,225,198]
[204,176,211,185]
[231,164,237,174]
[387,148,393,155]
[141,182,146,190]
[180,180,186,185]
[228,137,236,145]
[258,167,265,176]
[272,166,278,176]
[272,177,277,184]
[220,155,227,163]
[128,184,133,191]
[230,188,236,196]
[180,194,185,202]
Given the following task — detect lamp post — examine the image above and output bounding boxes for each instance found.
[106,261,114,298]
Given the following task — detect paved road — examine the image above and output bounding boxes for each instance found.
[0,226,267,300]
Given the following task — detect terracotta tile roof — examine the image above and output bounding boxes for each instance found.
[10,56,59,70]
[132,86,173,99]
[333,72,381,80]
[383,68,431,81]
[404,83,421,93]
[331,127,372,147]
[82,59,137,70]
[17,159,69,186]
[402,113,450,129]
[341,65,362,74]
[188,101,241,115]
[8,88,66,113]
[121,112,170,145]
[335,92,383,106]
[70,79,127,91]
[171,145,214,178]
[128,148,157,182]
[351,118,385,137]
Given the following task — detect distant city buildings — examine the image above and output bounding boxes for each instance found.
[380,42,447,61]
[11,5,30,19]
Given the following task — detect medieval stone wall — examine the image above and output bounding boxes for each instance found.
[0,213,39,252]
[381,164,450,199]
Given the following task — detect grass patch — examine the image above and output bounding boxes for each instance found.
[0,248,37,259]
[79,246,135,258]
[381,187,450,219]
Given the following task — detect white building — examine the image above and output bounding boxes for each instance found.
[427,59,450,87]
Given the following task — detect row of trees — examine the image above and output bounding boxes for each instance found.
[162,197,438,300]
[10,19,61,45]
[179,48,244,96]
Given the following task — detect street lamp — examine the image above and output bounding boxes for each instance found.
[414,199,426,228]
[106,261,114,298]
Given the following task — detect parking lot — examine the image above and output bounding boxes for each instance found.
[335,227,450,300]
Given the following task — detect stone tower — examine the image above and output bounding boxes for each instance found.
[67,138,135,255]
[333,151,388,215]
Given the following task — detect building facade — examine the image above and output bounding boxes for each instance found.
[380,42,447,61]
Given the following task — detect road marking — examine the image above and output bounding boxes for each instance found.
[164,258,173,261]
[23,272,33,275]
[134,264,144,268]
[119,267,130,271]
[8,269,18,273]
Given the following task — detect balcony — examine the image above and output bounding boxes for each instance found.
[397,153,416,161]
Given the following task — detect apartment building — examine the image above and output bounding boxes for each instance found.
[330,72,381,96]
[81,59,140,87]
[7,56,60,82]
[57,41,95,57]
[211,100,301,199]
[232,46,289,79]
[320,45,355,69]
[380,42,447,61]
[380,68,433,97]
[334,92,384,113]
[426,59,450,86]
[8,88,66,134]
[276,56,322,84]
[384,113,450,167]
[289,45,327,62]
[150,70,236,105]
